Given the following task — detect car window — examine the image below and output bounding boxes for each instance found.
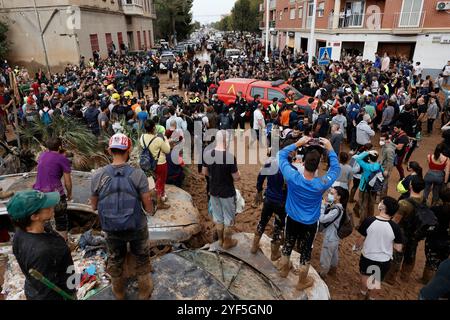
[251,87,265,99]
[268,89,285,101]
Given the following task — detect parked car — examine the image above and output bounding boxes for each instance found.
[224,49,246,61]
[159,52,176,72]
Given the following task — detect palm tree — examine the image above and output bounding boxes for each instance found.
[19,116,109,171]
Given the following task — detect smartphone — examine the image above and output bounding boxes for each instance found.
[308,138,321,146]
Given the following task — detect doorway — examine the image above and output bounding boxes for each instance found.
[127,31,134,50]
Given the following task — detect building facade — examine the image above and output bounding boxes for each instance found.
[0,0,156,72]
[261,0,450,71]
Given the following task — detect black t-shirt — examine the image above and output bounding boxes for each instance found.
[204,150,238,198]
[393,132,409,156]
[13,228,75,300]
[429,204,450,243]
[397,111,416,137]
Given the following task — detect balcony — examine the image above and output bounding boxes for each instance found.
[326,11,425,33]
[259,20,276,29]
[121,0,144,16]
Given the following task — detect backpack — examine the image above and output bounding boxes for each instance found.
[404,199,438,240]
[41,110,52,126]
[319,205,353,239]
[376,96,386,112]
[139,136,161,173]
[97,165,146,232]
[366,168,385,193]
[219,113,231,130]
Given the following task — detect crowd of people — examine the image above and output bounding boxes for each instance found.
[1,32,449,300]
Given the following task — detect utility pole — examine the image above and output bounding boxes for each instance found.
[264,0,270,63]
[307,0,317,67]
[33,0,51,77]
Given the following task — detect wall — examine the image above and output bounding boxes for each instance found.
[413,33,449,70]
[76,9,127,59]
[0,7,79,72]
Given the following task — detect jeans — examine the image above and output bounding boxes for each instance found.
[282,216,318,265]
[54,195,68,232]
[151,87,159,100]
[395,154,406,180]
[256,199,286,243]
[427,118,436,134]
[424,170,445,205]
[106,227,151,277]
[320,239,339,273]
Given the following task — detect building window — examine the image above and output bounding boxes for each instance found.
[298,7,303,19]
[143,30,148,49]
[117,32,123,47]
[342,1,365,27]
[137,31,142,50]
[290,8,295,20]
[279,11,282,21]
[105,33,112,50]
[317,2,325,17]
[90,34,99,53]
[399,0,423,27]
[148,30,152,47]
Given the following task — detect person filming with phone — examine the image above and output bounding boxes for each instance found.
[277,136,341,291]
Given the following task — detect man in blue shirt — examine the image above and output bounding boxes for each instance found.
[251,156,286,261]
[278,136,340,291]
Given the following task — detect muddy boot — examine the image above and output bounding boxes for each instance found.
[111,276,126,300]
[250,233,262,254]
[399,263,415,282]
[270,241,282,261]
[328,266,337,277]
[296,263,314,291]
[216,224,224,247]
[279,255,290,278]
[222,227,237,250]
[137,273,154,300]
[157,197,170,210]
[0,190,14,200]
[420,266,435,285]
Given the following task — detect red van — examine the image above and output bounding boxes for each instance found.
[216,78,315,108]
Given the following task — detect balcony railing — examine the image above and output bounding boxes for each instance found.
[121,0,144,16]
[259,20,276,29]
[326,11,425,31]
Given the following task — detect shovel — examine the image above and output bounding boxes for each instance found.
[29,269,75,300]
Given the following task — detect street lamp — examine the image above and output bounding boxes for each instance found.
[264,0,270,63]
[33,0,51,76]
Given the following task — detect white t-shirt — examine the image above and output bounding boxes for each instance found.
[413,65,424,76]
[150,104,160,119]
[358,216,403,262]
[253,109,265,130]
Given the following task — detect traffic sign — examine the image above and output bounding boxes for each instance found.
[318,47,332,65]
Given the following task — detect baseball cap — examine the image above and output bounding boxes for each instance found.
[7,190,60,221]
[109,133,132,150]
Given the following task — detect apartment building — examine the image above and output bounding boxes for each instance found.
[0,0,156,72]
[261,0,450,71]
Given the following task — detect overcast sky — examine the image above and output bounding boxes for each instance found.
[192,0,237,24]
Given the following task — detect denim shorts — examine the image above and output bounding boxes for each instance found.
[209,195,236,226]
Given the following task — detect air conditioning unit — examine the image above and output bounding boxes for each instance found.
[436,1,450,11]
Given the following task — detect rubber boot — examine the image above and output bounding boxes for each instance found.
[400,263,415,282]
[137,273,154,300]
[279,255,290,278]
[216,224,224,247]
[296,263,314,291]
[270,241,281,261]
[420,266,435,285]
[111,276,126,300]
[328,266,337,276]
[384,262,401,285]
[250,233,262,254]
[222,227,237,250]
[157,196,170,210]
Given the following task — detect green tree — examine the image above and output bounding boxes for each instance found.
[215,0,262,33]
[154,0,194,43]
[0,21,9,59]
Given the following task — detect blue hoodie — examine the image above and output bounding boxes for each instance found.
[278,144,341,225]
[355,151,383,192]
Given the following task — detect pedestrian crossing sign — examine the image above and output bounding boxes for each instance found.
[318,47,332,65]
